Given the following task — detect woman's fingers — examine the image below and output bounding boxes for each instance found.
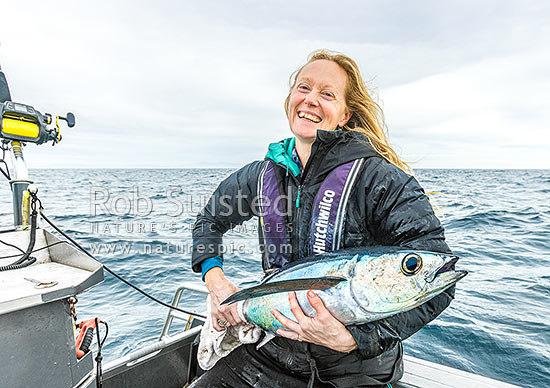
[212,302,241,330]
[205,273,246,330]
[271,290,358,351]
[271,309,301,333]
[306,290,330,320]
[211,304,226,331]
[212,316,225,331]
[288,291,307,322]
[212,310,234,331]
[277,328,301,341]
[229,305,245,326]
[271,291,322,334]
[223,304,241,326]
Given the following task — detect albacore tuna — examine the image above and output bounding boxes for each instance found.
[222,247,467,332]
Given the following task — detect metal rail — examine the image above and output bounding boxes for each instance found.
[160,282,208,339]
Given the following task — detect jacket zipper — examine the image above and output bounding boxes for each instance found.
[293,146,319,260]
[272,143,319,261]
[294,184,303,261]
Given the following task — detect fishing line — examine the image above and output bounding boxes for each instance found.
[0,144,10,180]
[0,237,27,254]
[39,210,206,319]
[0,240,67,259]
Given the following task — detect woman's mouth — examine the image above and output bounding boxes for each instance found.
[298,111,321,123]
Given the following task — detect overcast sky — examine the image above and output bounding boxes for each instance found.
[1,1,548,169]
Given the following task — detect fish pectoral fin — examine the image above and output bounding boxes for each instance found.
[221,276,347,305]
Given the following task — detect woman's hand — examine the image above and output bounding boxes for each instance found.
[271,290,358,353]
[204,267,245,331]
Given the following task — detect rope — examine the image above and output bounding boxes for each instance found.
[95,318,108,388]
[0,192,39,271]
[0,240,67,259]
[39,210,206,319]
[0,144,10,180]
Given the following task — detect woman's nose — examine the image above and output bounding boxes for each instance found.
[303,91,319,106]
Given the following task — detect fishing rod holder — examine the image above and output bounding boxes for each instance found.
[4,140,32,228]
[0,64,76,229]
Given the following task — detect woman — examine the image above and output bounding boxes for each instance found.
[191,50,454,388]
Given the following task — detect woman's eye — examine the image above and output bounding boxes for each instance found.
[322,92,335,99]
[297,84,310,91]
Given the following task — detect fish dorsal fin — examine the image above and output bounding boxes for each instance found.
[221,276,346,305]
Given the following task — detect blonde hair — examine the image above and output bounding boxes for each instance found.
[285,49,412,175]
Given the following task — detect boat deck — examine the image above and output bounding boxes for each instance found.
[97,282,523,388]
[97,325,522,388]
[395,355,521,388]
[0,229,103,315]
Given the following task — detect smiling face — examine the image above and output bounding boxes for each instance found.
[287,59,350,143]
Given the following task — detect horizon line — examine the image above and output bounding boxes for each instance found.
[27,167,550,171]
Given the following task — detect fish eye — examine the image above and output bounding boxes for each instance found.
[401,254,423,276]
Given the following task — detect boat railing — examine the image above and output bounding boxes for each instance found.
[98,282,208,388]
[160,281,208,340]
[99,282,523,388]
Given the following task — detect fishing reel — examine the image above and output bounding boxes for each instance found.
[0,101,75,146]
[0,67,75,146]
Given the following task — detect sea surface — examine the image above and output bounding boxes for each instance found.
[0,168,548,388]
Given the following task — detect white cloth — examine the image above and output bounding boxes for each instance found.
[197,296,263,370]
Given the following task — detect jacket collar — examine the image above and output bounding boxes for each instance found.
[265,130,379,177]
[265,137,301,177]
[313,129,378,161]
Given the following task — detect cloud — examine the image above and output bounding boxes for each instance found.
[382,49,549,168]
[1,0,548,169]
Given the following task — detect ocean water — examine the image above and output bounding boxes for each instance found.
[0,168,548,388]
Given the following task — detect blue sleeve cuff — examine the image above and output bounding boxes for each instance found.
[201,256,223,281]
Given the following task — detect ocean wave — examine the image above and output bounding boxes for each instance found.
[4,168,548,388]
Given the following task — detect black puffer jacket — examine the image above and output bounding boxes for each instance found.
[192,130,455,386]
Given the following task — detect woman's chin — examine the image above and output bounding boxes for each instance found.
[290,126,319,142]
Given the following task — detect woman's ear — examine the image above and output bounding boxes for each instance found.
[338,111,352,128]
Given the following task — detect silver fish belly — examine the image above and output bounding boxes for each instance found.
[224,247,467,333]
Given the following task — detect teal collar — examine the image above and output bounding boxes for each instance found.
[265,137,301,177]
